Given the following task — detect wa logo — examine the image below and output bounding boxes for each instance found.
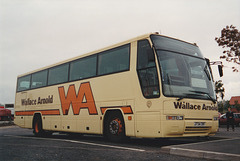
[58,82,98,115]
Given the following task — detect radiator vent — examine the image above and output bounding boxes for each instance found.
[184,126,211,134]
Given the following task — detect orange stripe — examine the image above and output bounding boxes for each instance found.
[100,106,133,115]
[120,106,133,114]
[40,110,60,115]
[15,110,60,116]
[101,107,108,115]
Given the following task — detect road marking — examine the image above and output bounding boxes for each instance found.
[171,147,240,157]
[162,138,240,160]
[169,138,240,147]
[4,135,145,152]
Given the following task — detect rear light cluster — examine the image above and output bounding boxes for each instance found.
[166,115,184,120]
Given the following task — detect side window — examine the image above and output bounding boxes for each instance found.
[48,63,69,85]
[31,70,48,89]
[17,75,31,92]
[137,40,160,98]
[70,55,97,81]
[98,44,130,75]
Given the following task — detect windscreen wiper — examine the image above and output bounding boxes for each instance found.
[177,93,202,101]
[177,92,216,104]
[177,96,184,101]
[177,93,201,101]
[190,90,216,104]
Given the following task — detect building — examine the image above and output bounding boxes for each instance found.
[229,96,240,113]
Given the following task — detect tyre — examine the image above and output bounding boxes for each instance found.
[104,112,125,142]
[33,115,45,137]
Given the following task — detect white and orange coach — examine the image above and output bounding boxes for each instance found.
[15,33,219,141]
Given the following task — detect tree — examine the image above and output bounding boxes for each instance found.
[217,101,224,113]
[223,100,230,112]
[234,100,240,112]
[215,25,240,72]
[215,80,225,100]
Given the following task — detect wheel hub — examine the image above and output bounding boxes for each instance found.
[109,118,122,135]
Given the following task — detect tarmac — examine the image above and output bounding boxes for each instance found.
[1,121,239,160]
[161,126,240,161]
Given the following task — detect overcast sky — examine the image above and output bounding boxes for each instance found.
[0,0,240,104]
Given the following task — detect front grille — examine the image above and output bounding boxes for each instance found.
[185,118,212,120]
[184,126,211,134]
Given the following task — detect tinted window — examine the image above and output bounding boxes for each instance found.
[31,70,48,89]
[137,41,156,70]
[98,44,130,75]
[70,55,97,81]
[48,64,69,85]
[137,40,160,98]
[17,75,31,92]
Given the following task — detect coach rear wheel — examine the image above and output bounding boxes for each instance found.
[33,115,44,136]
[105,112,125,142]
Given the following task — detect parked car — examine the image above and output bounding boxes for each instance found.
[4,104,14,119]
[219,113,240,126]
[0,108,11,121]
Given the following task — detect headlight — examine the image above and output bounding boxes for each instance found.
[166,115,184,120]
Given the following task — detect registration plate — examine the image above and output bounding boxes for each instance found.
[194,122,205,127]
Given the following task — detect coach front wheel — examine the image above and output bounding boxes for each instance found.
[104,112,126,142]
